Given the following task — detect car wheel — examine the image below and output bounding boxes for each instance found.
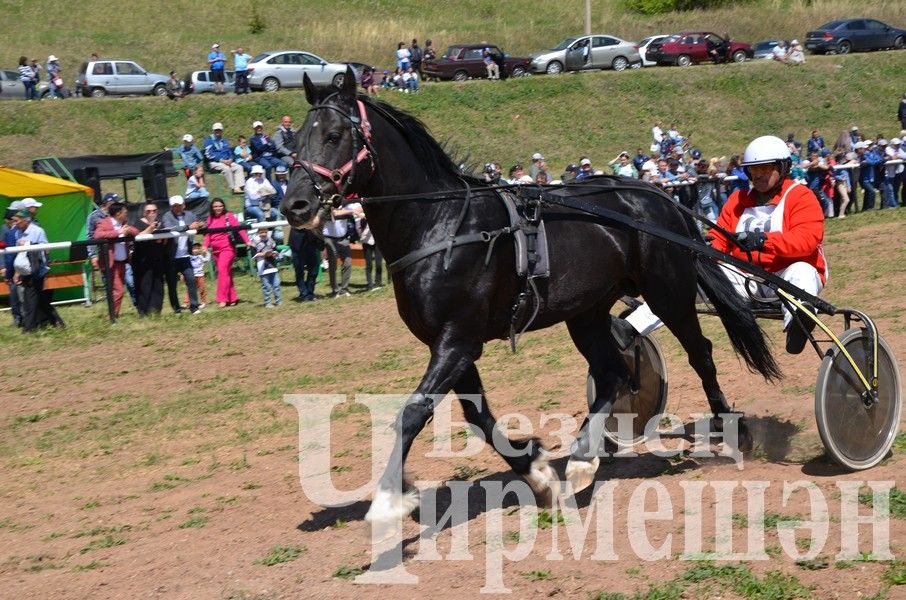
[612,56,629,71]
[894,36,905,50]
[331,73,345,88]
[676,54,692,67]
[453,70,469,82]
[837,40,851,55]
[262,77,280,92]
[90,87,107,98]
[732,50,747,63]
[511,66,527,78]
[152,84,167,96]
[545,61,563,75]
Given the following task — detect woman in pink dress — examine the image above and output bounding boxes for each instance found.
[202,197,249,307]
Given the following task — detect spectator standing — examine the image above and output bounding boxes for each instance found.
[725,155,750,195]
[87,192,118,270]
[352,202,383,291]
[409,39,423,76]
[165,71,184,100]
[288,227,320,302]
[806,130,825,155]
[804,151,832,216]
[507,164,526,184]
[204,123,245,194]
[185,165,210,201]
[252,229,281,307]
[93,202,155,318]
[186,243,209,308]
[130,202,168,316]
[574,158,594,180]
[46,55,67,99]
[29,58,42,83]
[855,141,881,211]
[483,49,499,80]
[272,115,299,167]
[249,121,283,178]
[881,138,902,209]
[396,42,411,71]
[849,126,861,146]
[208,43,227,94]
[833,152,857,217]
[786,132,803,158]
[898,93,906,130]
[529,153,549,180]
[17,56,39,101]
[608,151,638,178]
[832,130,852,154]
[202,197,249,308]
[232,47,252,94]
[2,203,24,326]
[161,195,203,314]
[322,203,355,298]
[10,210,64,331]
[177,134,204,177]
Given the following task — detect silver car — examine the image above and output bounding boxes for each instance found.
[76,60,170,97]
[530,34,642,74]
[184,70,236,94]
[0,69,49,100]
[246,50,348,92]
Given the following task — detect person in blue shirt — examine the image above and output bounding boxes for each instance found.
[207,43,227,94]
[177,134,204,176]
[855,141,883,211]
[232,47,252,95]
[203,123,246,194]
[9,210,63,331]
[249,121,284,179]
[806,130,825,155]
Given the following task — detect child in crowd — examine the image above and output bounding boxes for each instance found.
[252,229,281,307]
[234,136,256,175]
[184,242,209,308]
[380,70,394,89]
[403,67,420,93]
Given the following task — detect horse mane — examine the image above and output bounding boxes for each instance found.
[357,94,483,186]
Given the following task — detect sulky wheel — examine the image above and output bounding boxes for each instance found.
[587,334,668,446]
[815,328,902,470]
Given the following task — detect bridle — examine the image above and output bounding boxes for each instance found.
[292,92,376,209]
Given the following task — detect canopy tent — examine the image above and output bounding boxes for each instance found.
[1,166,94,300]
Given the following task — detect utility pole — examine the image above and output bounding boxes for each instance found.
[584,0,591,35]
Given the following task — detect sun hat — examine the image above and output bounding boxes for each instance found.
[891,137,902,145]
[182,133,193,143]
[48,55,58,62]
[275,165,288,174]
[212,43,220,49]
[169,195,185,206]
[250,165,265,174]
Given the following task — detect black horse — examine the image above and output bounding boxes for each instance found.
[281,69,780,530]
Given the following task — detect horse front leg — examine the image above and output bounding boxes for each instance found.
[365,333,479,532]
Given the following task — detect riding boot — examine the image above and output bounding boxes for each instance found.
[785,303,817,354]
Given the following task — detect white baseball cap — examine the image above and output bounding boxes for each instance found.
[892,137,902,145]
[212,122,224,131]
[878,139,888,145]
[531,152,544,161]
[182,133,193,142]
[252,120,264,129]
[48,55,58,62]
[212,43,220,49]
[853,141,865,149]
[168,195,185,206]
[250,165,265,174]
[851,126,859,131]
[580,158,592,166]
[21,198,43,208]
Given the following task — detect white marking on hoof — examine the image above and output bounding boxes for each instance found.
[524,454,560,507]
[565,456,600,496]
[365,487,419,542]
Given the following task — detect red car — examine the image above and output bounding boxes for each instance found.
[422,44,532,81]
[646,32,753,66]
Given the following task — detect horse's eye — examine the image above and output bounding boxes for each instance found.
[327,132,342,144]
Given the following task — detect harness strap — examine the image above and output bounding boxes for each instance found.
[388,228,512,275]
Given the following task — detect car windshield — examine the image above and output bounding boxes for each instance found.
[552,37,580,51]
[817,20,844,30]
[250,53,271,63]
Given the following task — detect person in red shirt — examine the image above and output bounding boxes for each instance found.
[617,135,827,354]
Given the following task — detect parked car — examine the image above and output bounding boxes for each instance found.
[422,44,531,81]
[646,32,753,66]
[246,50,348,92]
[76,60,170,97]
[753,40,786,59]
[805,18,906,55]
[184,70,236,94]
[638,35,669,67]
[530,34,642,74]
[0,69,49,100]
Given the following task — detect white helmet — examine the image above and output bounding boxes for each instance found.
[741,135,792,178]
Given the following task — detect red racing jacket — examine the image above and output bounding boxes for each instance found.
[710,179,828,283]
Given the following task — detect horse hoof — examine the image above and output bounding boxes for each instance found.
[365,487,419,542]
[565,456,600,495]
[524,454,559,507]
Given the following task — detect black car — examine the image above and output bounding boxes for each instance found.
[805,18,906,55]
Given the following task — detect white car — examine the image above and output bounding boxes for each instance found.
[246,50,348,92]
[638,35,670,67]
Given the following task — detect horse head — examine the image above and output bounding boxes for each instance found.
[281,66,375,230]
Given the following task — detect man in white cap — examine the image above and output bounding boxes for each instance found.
[574,157,594,181]
[529,153,549,181]
[208,44,226,94]
[176,133,204,177]
[46,55,66,99]
[203,123,245,194]
[20,197,42,222]
[161,195,203,314]
[881,137,903,209]
[249,121,283,178]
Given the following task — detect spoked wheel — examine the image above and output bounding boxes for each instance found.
[815,328,902,470]
[587,334,668,446]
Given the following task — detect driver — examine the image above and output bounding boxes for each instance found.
[615,134,828,354]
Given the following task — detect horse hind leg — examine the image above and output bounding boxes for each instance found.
[453,364,559,507]
[564,310,630,496]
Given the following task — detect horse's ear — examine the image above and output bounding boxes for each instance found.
[303,73,317,105]
[340,65,357,99]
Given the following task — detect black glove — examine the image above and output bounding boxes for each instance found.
[735,229,767,252]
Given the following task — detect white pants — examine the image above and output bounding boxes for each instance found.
[210,161,245,190]
[624,261,824,335]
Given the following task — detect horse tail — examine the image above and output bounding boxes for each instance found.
[695,257,782,382]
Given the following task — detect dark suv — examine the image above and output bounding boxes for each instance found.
[422,44,531,81]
